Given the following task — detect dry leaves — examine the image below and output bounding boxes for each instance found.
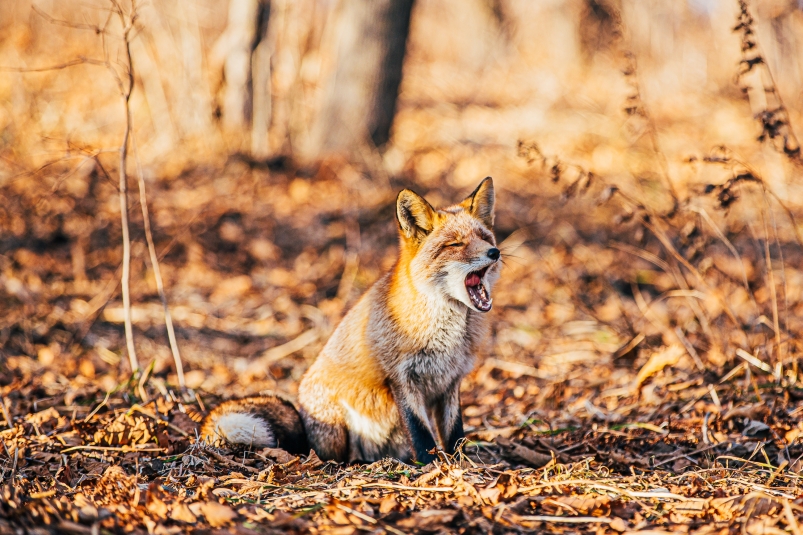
[634,345,685,390]
[3,1,803,533]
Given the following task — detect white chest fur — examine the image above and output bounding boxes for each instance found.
[398,297,475,398]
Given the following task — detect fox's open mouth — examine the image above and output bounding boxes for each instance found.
[465,266,492,312]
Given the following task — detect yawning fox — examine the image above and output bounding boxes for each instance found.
[201,177,501,463]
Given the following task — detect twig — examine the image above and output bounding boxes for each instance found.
[335,503,376,524]
[517,479,701,501]
[84,390,112,423]
[205,449,260,474]
[765,189,788,371]
[620,51,679,209]
[31,4,104,32]
[137,360,153,402]
[734,1,801,162]
[688,206,753,296]
[760,199,782,376]
[653,443,722,468]
[641,217,718,340]
[515,515,612,524]
[609,241,671,273]
[131,135,185,389]
[0,57,107,72]
[108,0,140,373]
[61,445,164,454]
[254,328,320,367]
[11,448,18,482]
[735,348,777,379]
[784,499,803,535]
[674,326,705,372]
[0,398,11,429]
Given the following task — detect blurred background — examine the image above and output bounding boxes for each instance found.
[2,0,803,429]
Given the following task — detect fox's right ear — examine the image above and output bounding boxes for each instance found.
[396,189,436,241]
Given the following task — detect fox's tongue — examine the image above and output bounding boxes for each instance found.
[464,270,492,312]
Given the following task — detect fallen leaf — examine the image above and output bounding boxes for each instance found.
[170,503,197,524]
[609,517,627,532]
[259,446,297,465]
[146,495,168,520]
[328,507,352,525]
[379,495,399,514]
[497,437,552,467]
[396,509,458,529]
[711,493,782,519]
[212,487,239,498]
[479,487,501,505]
[741,419,771,438]
[197,501,238,527]
[634,345,684,390]
[549,495,611,514]
[26,407,59,426]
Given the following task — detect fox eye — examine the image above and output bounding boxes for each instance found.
[445,242,464,248]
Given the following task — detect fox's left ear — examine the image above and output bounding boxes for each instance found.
[460,177,495,228]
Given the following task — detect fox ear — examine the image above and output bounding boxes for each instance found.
[460,177,495,228]
[396,189,436,240]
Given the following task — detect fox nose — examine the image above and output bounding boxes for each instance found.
[487,248,500,261]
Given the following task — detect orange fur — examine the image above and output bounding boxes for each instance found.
[201,178,501,463]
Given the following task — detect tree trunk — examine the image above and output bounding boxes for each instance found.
[250,2,273,157]
[304,0,415,158]
[212,0,270,134]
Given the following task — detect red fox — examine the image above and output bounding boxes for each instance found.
[201,177,500,463]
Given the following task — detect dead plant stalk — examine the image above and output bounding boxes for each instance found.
[761,200,783,373]
[133,135,185,389]
[108,0,138,373]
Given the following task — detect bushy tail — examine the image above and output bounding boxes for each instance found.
[200,395,309,454]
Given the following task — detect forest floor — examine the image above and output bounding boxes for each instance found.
[4,0,803,531]
[2,147,803,534]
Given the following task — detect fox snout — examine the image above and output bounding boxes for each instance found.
[463,252,499,312]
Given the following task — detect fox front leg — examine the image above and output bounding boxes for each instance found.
[432,380,464,455]
[391,385,438,464]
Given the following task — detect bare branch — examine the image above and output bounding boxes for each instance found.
[108,0,138,374]
[0,57,107,73]
[132,133,186,389]
[31,4,103,32]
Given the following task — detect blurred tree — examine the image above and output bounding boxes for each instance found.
[210,0,271,155]
[579,0,620,60]
[303,0,416,159]
[213,0,415,162]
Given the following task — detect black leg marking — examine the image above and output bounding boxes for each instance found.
[445,404,464,455]
[432,381,464,455]
[299,409,349,462]
[392,387,437,464]
[399,404,437,463]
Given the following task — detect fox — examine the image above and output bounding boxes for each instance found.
[201,177,501,464]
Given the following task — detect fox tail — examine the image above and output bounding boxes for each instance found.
[200,394,308,454]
